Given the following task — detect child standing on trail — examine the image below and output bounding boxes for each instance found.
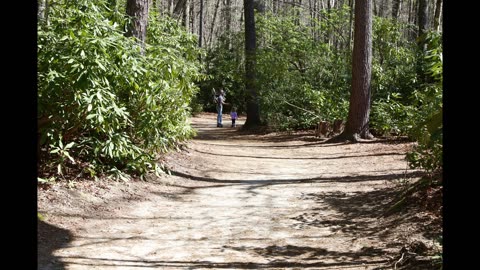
[230,107,238,128]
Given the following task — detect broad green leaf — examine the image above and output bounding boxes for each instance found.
[65,142,75,149]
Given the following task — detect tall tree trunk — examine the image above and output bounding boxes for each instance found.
[38,0,50,25]
[391,0,402,20]
[208,0,222,46]
[168,0,174,15]
[38,0,46,21]
[340,0,373,141]
[190,0,195,35]
[433,0,442,32]
[347,0,354,51]
[418,0,428,37]
[379,0,386,17]
[225,0,232,34]
[183,0,188,29]
[407,0,413,23]
[416,0,429,83]
[408,0,418,40]
[308,0,316,40]
[243,0,261,128]
[173,0,188,25]
[125,0,150,54]
[199,0,204,47]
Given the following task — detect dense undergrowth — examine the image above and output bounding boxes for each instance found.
[38,0,205,181]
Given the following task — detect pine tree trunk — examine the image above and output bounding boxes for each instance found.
[243,0,261,128]
[125,0,150,54]
[339,0,373,142]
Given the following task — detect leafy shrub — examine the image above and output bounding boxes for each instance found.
[406,32,443,175]
[38,0,204,179]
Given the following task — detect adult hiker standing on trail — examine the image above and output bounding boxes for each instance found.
[215,89,226,127]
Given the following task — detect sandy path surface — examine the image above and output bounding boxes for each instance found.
[38,113,426,270]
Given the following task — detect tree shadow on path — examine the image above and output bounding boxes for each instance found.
[38,220,73,270]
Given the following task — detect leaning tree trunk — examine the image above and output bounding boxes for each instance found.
[243,0,261,128]
[173,0,188,26]
[208,0,222,46]
[125,0,150,54]
[339,0,373,142]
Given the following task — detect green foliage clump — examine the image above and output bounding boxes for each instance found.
[38,0,204,179]
[195,33,245,113]
[200,8,353,130]
[368,22,442,175]
[405,32,443,175]
[256,11,351,130]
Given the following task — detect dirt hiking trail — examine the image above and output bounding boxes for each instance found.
[38,113,439,270]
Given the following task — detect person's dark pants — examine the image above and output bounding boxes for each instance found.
[231,119,236,127]
[216,104,223,127]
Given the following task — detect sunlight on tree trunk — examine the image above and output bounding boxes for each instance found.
[338,0,373,142]
[125,0,150,54]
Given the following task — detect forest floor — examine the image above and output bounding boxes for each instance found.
[38,112,442,270]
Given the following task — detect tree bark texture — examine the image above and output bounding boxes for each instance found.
[125,0,150,53]
[341,0,373,141]
[418,0,428,37]
[243,0,261,127]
